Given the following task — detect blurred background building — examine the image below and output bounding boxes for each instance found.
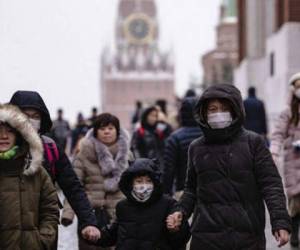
[101,0,175,128]
[234,0,300,127]
[201,0,300,129]
[201,0,238,88]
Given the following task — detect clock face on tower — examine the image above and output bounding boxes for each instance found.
[123,13,155,45]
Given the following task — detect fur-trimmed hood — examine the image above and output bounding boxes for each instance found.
[0,104,43,175]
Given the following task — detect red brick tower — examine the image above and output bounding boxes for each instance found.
[101,0,175,128]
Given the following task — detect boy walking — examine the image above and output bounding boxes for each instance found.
[96,158,190,250]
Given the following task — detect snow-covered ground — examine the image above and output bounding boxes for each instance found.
[57,190,78,250]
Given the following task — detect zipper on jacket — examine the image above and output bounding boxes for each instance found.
[19,175,24,248]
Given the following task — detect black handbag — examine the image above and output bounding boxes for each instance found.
[94,206,112,228]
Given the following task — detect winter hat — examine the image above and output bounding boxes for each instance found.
[289,72,300,86]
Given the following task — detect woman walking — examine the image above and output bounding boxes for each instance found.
[131,106,167,168]
[168,84,290,250]
[0,104,58,250]
[270,72,300,247]
[62,113,131,250]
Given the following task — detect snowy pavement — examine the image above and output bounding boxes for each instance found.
[57,209,294,250]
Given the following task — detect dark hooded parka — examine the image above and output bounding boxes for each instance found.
[179,84,290,250]
[98,158,190,250]
[0,104,58,250]
[9,91,97,230]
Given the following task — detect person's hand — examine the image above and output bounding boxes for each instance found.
[274,229,289,247]
[166,211,183,232]
[61,218,73,227]
[81,226,101,242]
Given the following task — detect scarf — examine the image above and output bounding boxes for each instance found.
[0,146,19,160]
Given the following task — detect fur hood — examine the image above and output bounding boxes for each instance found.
[79,127,130,192]
[0,104,43,175]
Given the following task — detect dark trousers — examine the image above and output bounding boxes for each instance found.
[291,214,300,246]
[78,236,112,250]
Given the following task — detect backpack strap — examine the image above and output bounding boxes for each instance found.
[41,135,60,181]
[155,128,164,140]
[138,127,145,137]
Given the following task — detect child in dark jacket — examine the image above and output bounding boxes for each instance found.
[96,158,190,250]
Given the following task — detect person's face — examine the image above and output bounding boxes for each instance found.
[206,99,231,115]
[133,175,153,186]
[96,124,117,146]
[22,108,42,121]
[0,124,16,152]
[147,110,158,126]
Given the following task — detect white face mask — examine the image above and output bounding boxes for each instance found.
[207,112,232,129]
[29,118,41,132]
[295,89,300,99]
[131,183,154,202]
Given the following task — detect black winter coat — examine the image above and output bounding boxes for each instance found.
[100,196,189,250]
[131,107,167,167]
[131,128,164,160]
[9,91,97,230]
[163,98,202,194]
[180,84,290,250]
[243,95,268,135]
[98,159,190,250]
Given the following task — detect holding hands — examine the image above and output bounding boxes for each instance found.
[274,229,289,248]
[81,226,101,242]
[166,211,183,232]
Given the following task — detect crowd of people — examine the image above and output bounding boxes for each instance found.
[4,74,300,249]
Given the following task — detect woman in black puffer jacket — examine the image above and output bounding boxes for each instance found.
[168,84,291,250]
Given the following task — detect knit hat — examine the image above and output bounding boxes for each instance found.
[289,72,300,86]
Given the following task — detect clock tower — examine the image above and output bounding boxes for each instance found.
[101,0,175,128]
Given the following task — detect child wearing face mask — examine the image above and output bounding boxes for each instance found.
[95,158,190,250]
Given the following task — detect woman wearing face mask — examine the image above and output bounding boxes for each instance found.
[131,106,167,169]
[62,113,131,250]
[167,84,291,250]
[270,72,300,247]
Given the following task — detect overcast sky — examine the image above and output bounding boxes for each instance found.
[0,0,221,123]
